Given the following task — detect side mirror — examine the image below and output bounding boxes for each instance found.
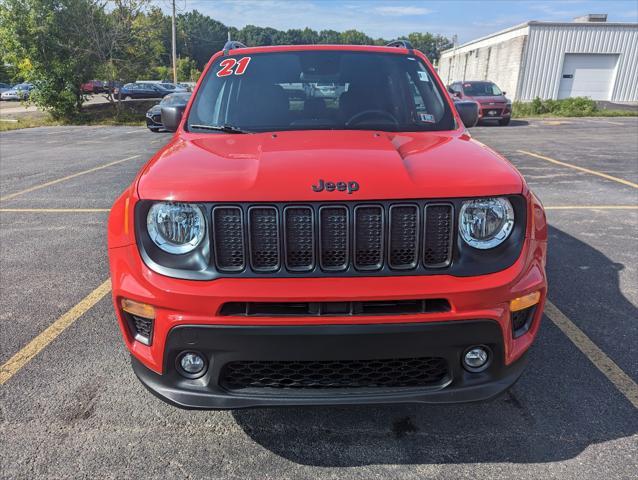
[161,105,186,132]
[455,100,479,128]
[502,91,507,96]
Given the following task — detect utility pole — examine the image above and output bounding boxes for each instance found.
[171,0,177,84]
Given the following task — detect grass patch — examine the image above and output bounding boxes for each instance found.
[0,112,58,131]
[0,98,155,131]
[513,97,638,118]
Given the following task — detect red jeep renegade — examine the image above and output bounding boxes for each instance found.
[107,41,547,409]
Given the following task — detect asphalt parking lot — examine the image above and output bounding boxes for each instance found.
[1,118,637,479]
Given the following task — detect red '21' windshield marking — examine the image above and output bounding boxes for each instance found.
[216,57,251,77]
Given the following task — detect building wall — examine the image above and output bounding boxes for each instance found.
[519,23,638,102]
[438,30,528,100]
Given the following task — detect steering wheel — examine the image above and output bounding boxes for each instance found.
[345,109,399,127]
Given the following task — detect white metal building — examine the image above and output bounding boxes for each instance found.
[438,15,638,102]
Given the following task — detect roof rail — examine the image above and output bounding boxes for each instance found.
[222,40,247,54]
[386,40,414,49]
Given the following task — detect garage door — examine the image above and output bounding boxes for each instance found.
[558,53,619,100]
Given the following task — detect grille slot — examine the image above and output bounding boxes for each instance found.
[248,206,280,272]
[220,298,451,316]
[423,204,454,267]
[220,357,449,391]
[388,204,419,269]
[354,205,384,270]
[319,206,349,271]
[213,207,245,272]
[283,207,315,271]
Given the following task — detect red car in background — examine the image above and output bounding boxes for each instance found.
[81,80,105,94]
[448,81,512,125]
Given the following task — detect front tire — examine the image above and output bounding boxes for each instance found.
[499,118,511,126]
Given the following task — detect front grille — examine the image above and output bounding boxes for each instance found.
[220,356,449,391]
[210,201,454,275]
[220,298,451,316]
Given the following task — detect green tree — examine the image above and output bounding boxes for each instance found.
[0,0,104,119]
[401,33,453,62]
[339,30,374,45]
[318,29,341,44]
[176,56,200,82]
[178,10,227,69]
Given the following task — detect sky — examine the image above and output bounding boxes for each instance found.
[165,0,638,44]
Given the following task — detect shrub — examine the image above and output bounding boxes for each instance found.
[513,97,599,117]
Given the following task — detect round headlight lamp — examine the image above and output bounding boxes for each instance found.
[459,197,514,249]
[147,202,205,254]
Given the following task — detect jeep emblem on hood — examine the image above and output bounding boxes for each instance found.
[312,179,360,194]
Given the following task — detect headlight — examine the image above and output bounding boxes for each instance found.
[459,197,514,249]
[147,202,205,254]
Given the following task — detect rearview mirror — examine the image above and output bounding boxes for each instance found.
[161,105,186,132]
[455,101,479,128]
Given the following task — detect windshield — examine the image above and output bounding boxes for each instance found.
[187,51,454,133]
[463,82,502,96]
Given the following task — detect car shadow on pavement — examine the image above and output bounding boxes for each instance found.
[477,119,529,127]
[232,226,637,466]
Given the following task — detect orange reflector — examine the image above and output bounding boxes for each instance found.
[510,291,541,312]
[121,298,155,319]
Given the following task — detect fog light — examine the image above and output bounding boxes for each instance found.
[178,352,207,378]
[462,346,490,372]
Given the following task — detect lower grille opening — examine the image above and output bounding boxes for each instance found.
[220,298,451,316]
[220,357,449,391]
[124,313,153,346]
[511,305,536,338]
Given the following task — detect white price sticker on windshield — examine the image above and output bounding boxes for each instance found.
[418,71,429,82]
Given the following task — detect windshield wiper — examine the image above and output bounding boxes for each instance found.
[189,124,252,134]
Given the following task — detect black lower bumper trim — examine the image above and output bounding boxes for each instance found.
[131,320,529,410]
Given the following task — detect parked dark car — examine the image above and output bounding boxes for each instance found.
[448,81,512,125]
[146,92,191,132]
[119,83,170,100]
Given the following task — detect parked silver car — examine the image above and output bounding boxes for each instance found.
[1,83,34,101]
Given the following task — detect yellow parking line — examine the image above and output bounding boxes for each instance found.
[545,205,638,210]
[545,300,638,409]
[517,150,638,189]
[0,208,110,213]
[0,279,112,385]
[0,154,140,202]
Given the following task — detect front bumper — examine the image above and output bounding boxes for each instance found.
[132,321,529,409]
[146,113,163,129]
[479,107,511,120]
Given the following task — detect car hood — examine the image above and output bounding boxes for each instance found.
[137,130,523,202]
[470,95,508,104]
[147,105,162,114]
